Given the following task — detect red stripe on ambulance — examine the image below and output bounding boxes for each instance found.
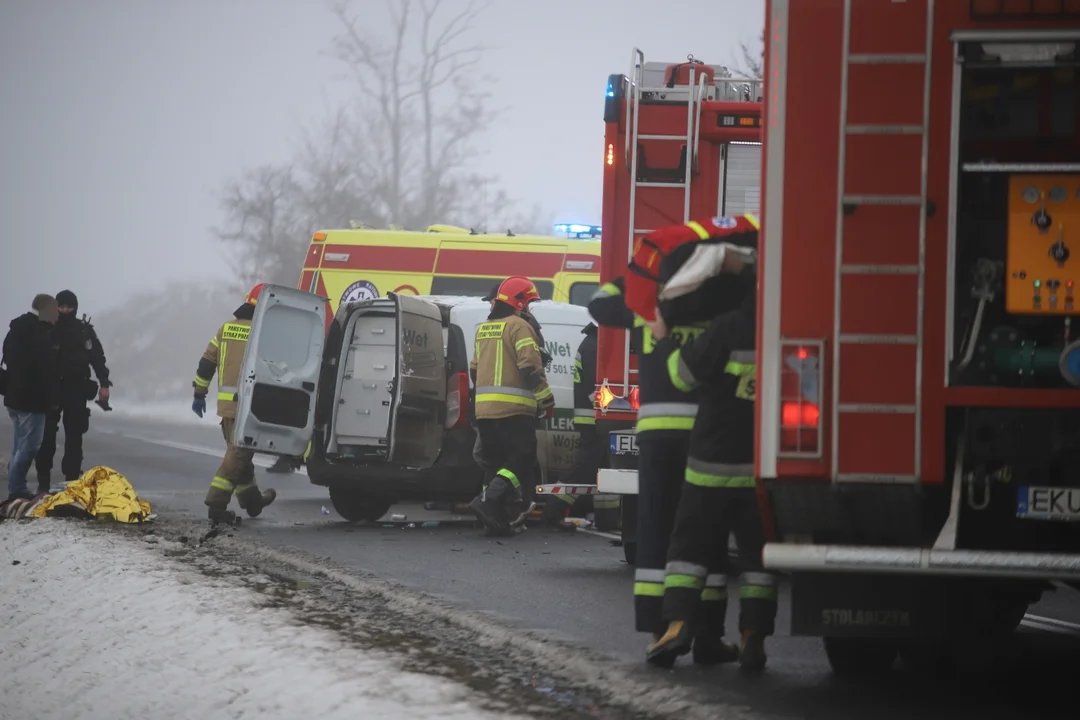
[320,244,437,273]
[435,250,564,278]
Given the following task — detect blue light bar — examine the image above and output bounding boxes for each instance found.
[554,223,601,239]
[606,80,615,98]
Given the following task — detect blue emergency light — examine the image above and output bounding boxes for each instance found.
[554,223,601,239]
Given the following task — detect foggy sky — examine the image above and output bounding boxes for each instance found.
[0,0,763,320]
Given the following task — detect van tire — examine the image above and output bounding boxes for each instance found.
[623,541,637,566]
[328,486,393,523]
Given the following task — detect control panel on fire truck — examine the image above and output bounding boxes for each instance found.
[1006,174,1080,314]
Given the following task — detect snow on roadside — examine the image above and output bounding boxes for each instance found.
[0,521,525,720]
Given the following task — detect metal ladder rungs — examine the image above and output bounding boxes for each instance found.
[638,134,689,141]
[636,181,688,188]
[841,264,919,275]
[847,53,926,65]
[838,334,917,345]
[837,403,916,414]
[842,195,922,206]
[835,474,918,485]
[845,124,925,135]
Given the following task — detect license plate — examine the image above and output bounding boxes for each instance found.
[1016,486,1080,522]
[609,432,639,456]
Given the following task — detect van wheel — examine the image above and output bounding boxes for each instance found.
[623,541,637,566]
[823,637,899,675]
[328,487,393,523]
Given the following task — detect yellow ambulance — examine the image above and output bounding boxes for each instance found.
[296,224,602,315]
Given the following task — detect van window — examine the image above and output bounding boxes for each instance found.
[431,276,554,300]
[569,282,599,307]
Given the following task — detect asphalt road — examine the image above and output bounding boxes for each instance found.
[7,412,1080,719]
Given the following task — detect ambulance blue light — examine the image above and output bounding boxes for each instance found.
[554,223,601,239]
[606,80,615,98]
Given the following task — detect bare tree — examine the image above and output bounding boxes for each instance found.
[212,165,306,290]
[735,30,765,80]
[329,0,494,229]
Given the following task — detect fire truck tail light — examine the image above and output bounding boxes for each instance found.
[778,340,825,458]
[628,386,640,411]
[606,143,614,166]
[596,383,636,412]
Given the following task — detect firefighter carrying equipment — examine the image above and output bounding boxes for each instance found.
[625,214,759,321]
[28,466,152,523]
[588,273,706,637]
[646,227,775,672]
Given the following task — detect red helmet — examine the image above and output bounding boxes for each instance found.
[245,283,267,306]
[496,276,541,312]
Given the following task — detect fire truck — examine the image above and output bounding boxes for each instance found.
[758,0,1080,673]
[589,52,763,563]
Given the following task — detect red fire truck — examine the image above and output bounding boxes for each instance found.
[588,52,764,563]
[758,0,1080,672]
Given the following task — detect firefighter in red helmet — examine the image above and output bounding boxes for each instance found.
[191,282,277,525]
[468,276,555,535]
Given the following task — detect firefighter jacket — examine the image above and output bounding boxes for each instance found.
[192,304,254,420]
[657,288,756,488]
[572,324,598,427]
[470,308,554,420]
[588,277,707,437]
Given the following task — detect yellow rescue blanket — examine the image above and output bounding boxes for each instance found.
[29,466,152,523]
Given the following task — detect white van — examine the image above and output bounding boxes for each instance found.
[229,286,591,521]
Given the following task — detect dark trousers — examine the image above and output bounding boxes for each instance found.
[633,431,690,634]
[35,388,90,484]
[476,414,538,503]
[663,486,777,636]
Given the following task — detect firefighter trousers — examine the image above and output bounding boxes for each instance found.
[205,418,265,510]
[633,431,690,635]
[662,483,777,637]
[476,415,538,504]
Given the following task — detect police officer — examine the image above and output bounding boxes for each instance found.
[644,215,777,674]
[469,276,555,535]
[34,290,111,494]
[192,283,278,525]
[589,271,736,665]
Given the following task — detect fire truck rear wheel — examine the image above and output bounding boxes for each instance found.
[823,637,899,675]
[328,486,394,523]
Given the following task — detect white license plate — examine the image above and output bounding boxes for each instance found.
[1016,486,1080,522]
[609,432,639,455]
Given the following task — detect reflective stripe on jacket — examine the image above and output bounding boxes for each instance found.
[471,313,552,420]
[193,319,251,419]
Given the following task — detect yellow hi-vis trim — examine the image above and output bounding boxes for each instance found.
[685,458,755,488]
[702,588,727,602]
[217,391,238,402]
[515,337,538,352]
[496,468,520,489]
[664,574,704,590]
[744,213,761,229]
[194,375,211,389]
[685,221,712,240]
[211,476,235,492]
[634,582,664,597]
[668,350,694,392]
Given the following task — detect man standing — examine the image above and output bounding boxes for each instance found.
[34,290,111,493]
[3,295,59,501]
[469,276,555,535]
[192,283,277,525]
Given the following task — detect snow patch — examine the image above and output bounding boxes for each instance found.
[0,522,524,720]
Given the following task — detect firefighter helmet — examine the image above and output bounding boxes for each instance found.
[496,276,541,312]
[245,283,267,306]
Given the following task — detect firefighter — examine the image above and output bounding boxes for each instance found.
[588,272,739,664]
[539,322,618,530]
[191,283,278,525]
[468,276,555,535]
[644,217,776,674]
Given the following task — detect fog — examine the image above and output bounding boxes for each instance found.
[1,0,762,321]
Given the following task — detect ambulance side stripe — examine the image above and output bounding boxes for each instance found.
[436,250,565,278]
[320,244,438,273]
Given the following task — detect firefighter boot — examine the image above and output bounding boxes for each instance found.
[739,630,767,674]
[207,506,239,526]
[645,621,694,669]
[469,477,513,536]
[236,485,277,518]
[693,635,740,666]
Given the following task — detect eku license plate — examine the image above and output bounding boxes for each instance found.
[609,432,639,456]
[1016,486,1080,522]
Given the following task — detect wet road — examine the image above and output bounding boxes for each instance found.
[8,412,1080,719]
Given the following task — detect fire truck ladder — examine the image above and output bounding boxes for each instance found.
[620,49,706,394]
[831,0,934,484]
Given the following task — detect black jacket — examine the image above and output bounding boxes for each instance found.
[52,314,111,389]
[2,312,58,413]
[573,324,598,411]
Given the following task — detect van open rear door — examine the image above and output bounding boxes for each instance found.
[232,285,329,456]
[325,293,446,469]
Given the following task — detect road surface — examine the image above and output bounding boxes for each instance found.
[7,412,1080,719]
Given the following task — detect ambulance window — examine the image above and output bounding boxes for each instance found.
[431,276,554,300]
[569,282,599,307]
